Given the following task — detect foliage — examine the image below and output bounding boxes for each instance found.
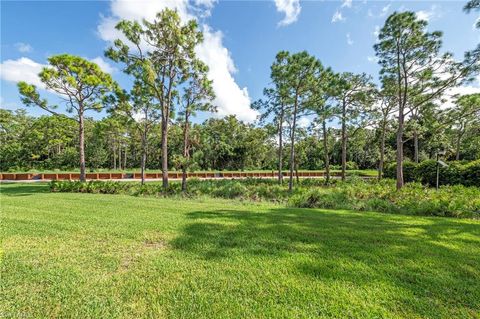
[17,54,117,181]
[288,179,479,218]
[384,159,480,187]
[49,178,479,218]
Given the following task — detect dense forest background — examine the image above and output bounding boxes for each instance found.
[1,110,478,172]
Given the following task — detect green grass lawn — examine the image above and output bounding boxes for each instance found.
[1,183,479,318]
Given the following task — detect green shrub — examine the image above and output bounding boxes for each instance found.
[49,178,480,218]
[385,161,417,182]
[461,160,480,187]
[211,181,247,199]
[345,161,359,170]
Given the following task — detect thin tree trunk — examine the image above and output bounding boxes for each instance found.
[140,131,147,185]
[289,96,298,192]
[322,119,330,184]
[113,140,117,170]
[413,129,419,163]
[118,143,122,170]
[278,108,284,184]
[123,145,127,170]
[161,115,169,188]
[295,159,300,184]
[396,43,406,190]
[396,111,404,190]
[378,123,386,181]
[182,112,190,192]
[341,99,347,181]
[78,113,86,182]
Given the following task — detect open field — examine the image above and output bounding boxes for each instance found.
[1,183,479,318]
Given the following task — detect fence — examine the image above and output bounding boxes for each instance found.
[0,171,359,181]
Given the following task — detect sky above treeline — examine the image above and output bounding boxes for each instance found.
[1,0,479,124]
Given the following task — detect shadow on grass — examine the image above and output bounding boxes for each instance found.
[0,183,49,196]
[172,207,480,316]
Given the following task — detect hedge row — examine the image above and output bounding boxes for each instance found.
[384,160,480,187]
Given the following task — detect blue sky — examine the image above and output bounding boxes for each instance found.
[1,0,479,123]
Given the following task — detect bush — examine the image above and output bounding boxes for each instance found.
[212,181,247,199]
[461,160,480,187]
[288,179,479,218]
[345,161,359,170]
[49,177,480,218]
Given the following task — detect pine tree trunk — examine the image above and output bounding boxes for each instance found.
[78,113,86,182]
[161,115,169,189]
[124,146,127,170]
[113,141,117,170]
[140,132,147,186]
[182,112,189,192]
[341,100,347,181]
[289,96,298,192]
[396,111,404,190]
[278,109,284,184]
[413,129,419,163]
[378,123,386,181]
[118,143,122,170]
[322,119,330,183]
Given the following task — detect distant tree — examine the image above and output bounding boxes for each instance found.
[308,66,336,183]
[106,9,204,188]
[450,94,480,160]
[373,78,397,180]
[18,54,116,181]
[374,11,479,189]
[177,60,215,191]
[271,51,320,191]
[253,67,291,184]
[332,72,375,181]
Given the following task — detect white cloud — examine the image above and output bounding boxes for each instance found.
[416,5,440,22]
[332,10,345,23]
[14,42,33,53]
[97,0,257,122]
[274,0,301,26]
[196,27,258,122]
[346,33,354,45]
[341,0,352,8]
[367,56,378,63]
[442,85,480,109]
[0,57,45,88]
[373,25,380,38]
[297,117,311,128]
[90,57,117,74]
[368,4,390,18]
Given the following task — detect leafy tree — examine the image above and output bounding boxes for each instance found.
[449,94,480,160]
[332,72,375,180]
[17,54,116,181]
[272,51,320,191]
[308,67,336,182]
[106,8,204,188]
[177,60,215,191]
[253,73,291,184]
[373,79,397,179]
[374,11,479,189]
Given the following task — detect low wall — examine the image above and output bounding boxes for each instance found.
[1,171,360,181]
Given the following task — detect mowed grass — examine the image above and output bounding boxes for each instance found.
[1,183,479,318]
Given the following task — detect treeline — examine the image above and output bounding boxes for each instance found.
[1,108,478,175]
[3,5,480,191]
